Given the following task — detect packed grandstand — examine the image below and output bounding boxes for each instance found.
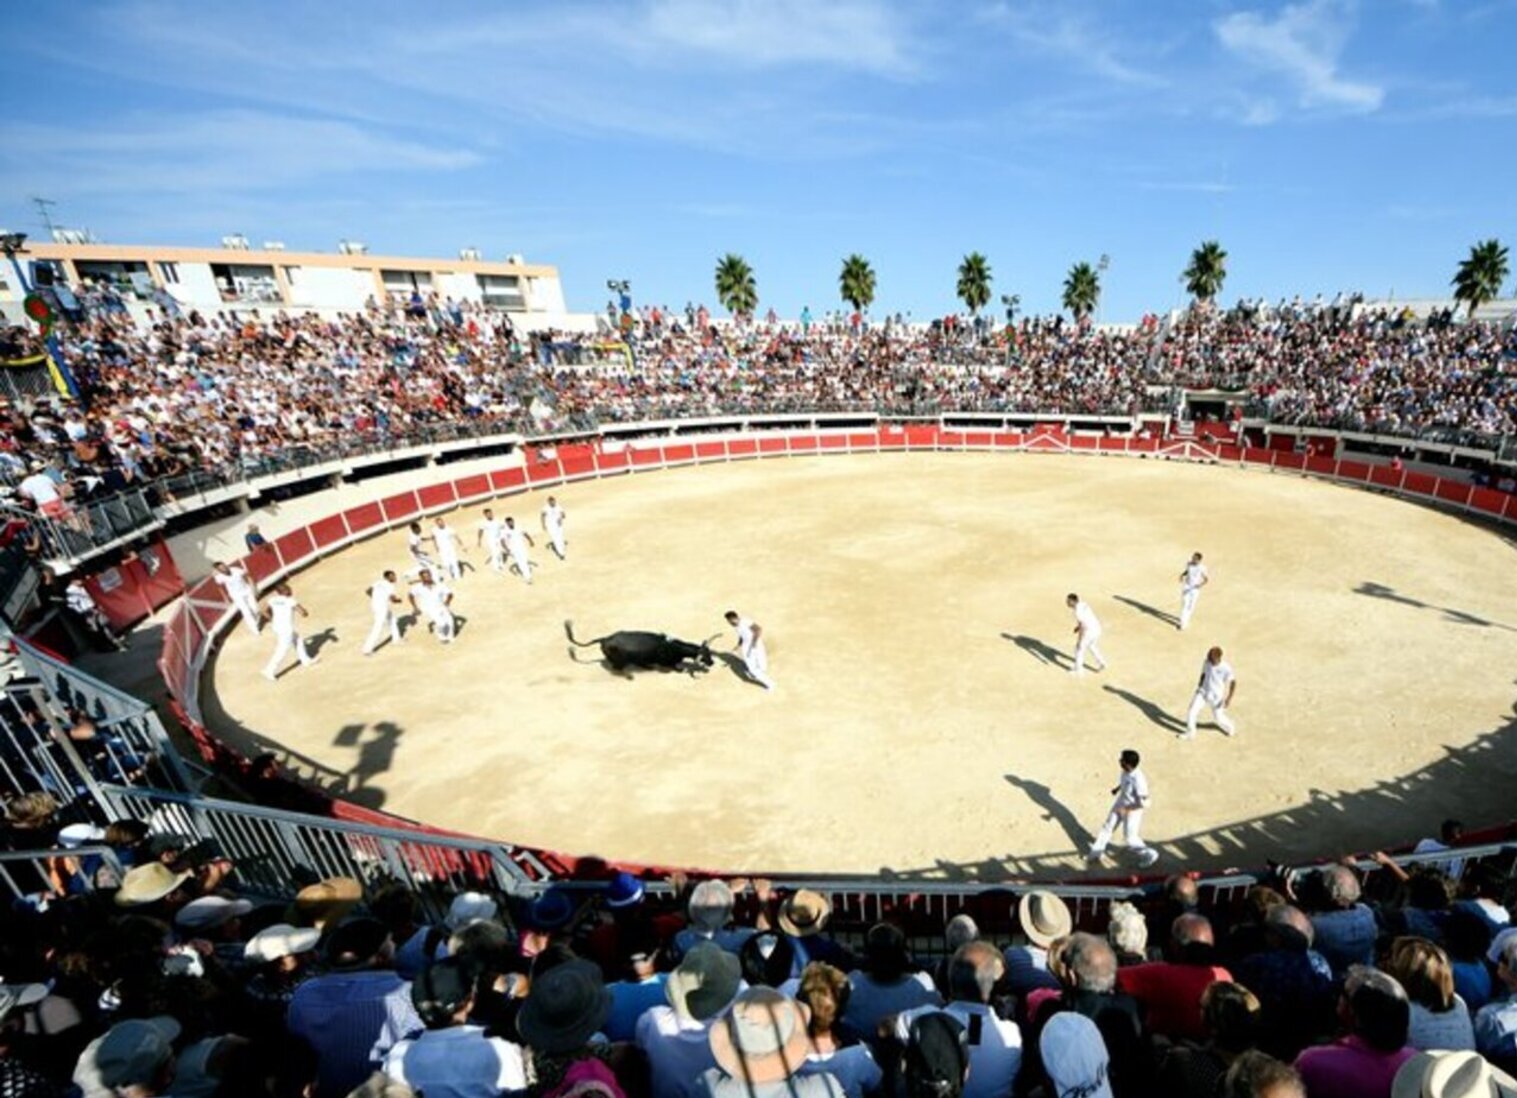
[0,279,1514,1098]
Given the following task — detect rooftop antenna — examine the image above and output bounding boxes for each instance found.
[31,197,58,237]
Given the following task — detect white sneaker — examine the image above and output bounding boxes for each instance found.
[1085,849,1105,863]
[1180,731,1196,741]
[263,671,277,682]
[1138,849,1160,868]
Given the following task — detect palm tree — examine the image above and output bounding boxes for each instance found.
[1452,239,1510,318]
[713,253,758,318]
[1062,261,1100,321]
[839,254,876,314]
[1183,240,1228,305]
[956,252,992,315]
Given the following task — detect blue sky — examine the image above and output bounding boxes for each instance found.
[1,0,1514,321]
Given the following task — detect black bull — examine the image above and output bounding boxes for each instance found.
[564,621,715,675]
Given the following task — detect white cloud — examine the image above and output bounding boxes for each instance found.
[1214,0,1383,114]
[981,3,1167,87]
[642,0,917,76]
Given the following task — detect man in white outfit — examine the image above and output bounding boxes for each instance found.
[541,496,567,561]
[404,521,435,580]
[362,570,404,656]
[432,517,462,580]
[501,517,534,584]
[1184,646,1238,739]
[724,610,774,691]
[477,508,505,573]
[1065,592,1107,675]
[408,569,455,644]
[1178,551,1209,631]
[213,561,260,634]
[1088,749,1159,867]
[261,583,317,680]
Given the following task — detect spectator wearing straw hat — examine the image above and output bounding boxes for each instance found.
[239,923,321,1042]
[892,942,1022,1098]
[637,942,742,1098]
[703,987,844,1098]
[113,862,194,914]
[774,890,854,976]
[1006,891,1073,997]
[1390,1050,1517,1098]
[845,924,941,1035]
[383,956,527,1098]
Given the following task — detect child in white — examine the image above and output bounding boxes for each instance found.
[1088,749,1159,867]
[213,561,260,634]
[262,584,316,680]
[477,509,505,573]
[1178,552,1209,631]
[362,570,404,655]
[725,610,774,690]
[500,518,534,584]
[1184,646,1237,739]
[541,496,567,561]
[1065,593,1106,675]
[432,519,462,580]
[408,571,455,643]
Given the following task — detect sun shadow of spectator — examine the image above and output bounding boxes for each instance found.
[1112,595,1179,629]
[1102,685,1188,736]
[1354,581,1516,632]
[1001,633,1069,668]
[305,627,339,658]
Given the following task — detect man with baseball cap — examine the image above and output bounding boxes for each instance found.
[637,942,742,1098]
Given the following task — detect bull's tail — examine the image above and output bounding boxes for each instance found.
[563,620,607,648]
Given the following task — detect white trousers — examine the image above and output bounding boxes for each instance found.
[509,550,532,583]
[439,551,462,580]
[547,525,566,560]
[1072,631,1106,673]
[403,554,435,581]
[427,610,456,643]
[263,630,313,678]
[232,592,260,634]
[486,543,505,572]
[1180,587,1201,629]
[1090,806,1153,857]
[363,610,402,654]
[742,642,774,690]
[1185,692,1236,737]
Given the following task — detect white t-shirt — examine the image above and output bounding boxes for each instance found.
[1073,600,1102,637]
[267,594,299,635]
[542,502,565,530]
[480,518,502,545]
[65,583,96,614]
[214,566,253,600]
[1114,768,1150,810]
[734,617,763,655]
[369,579,397,615]
[410,582,451,618]
[407,530,430,561]
[1197,658,1235,704]
[433,525,458,557]
[502,526,528,554]
[18,472,61,507]
[1182,561,1209,591]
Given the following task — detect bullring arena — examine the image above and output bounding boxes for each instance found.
[199,435,1517,878]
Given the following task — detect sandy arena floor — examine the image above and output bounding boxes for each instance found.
[206,454,1517,877]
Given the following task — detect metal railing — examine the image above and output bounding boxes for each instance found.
[0,845,124,903]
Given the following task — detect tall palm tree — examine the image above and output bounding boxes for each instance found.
[956,252,992,315]
[1183,240,1228,305]
[1062,261,1100,321]
[839,254,876,314]
[1452,239,1510,318]
[713,253,758,318]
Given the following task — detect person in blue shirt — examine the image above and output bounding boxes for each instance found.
[384,956,528,1098]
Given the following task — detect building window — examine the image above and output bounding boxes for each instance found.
[476,274,525,310]
[160,262,180,284]
[283,266,298,286]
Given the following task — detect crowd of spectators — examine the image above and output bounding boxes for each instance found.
[1,791,1515,1098]
[0,294,1511,532]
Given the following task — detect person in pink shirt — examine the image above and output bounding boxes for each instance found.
[1294,967,1415,1098]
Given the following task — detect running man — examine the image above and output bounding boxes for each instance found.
[1184,646,1238,740]
[432,516,463,580]
[477,508,505,573]
[501,517,534,585]
[1178,552,1209,631]
[1066,593,1107,675]
[1087,749,1159,868]
[541,496,567,561]
[261,583,317,681]
[724,609,774,691]
[405,521,435,580]
[212,560,260,634]
[408,568,455,644]
[361,570,404,656]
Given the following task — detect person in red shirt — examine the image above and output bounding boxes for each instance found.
[1116,913,1233,1041]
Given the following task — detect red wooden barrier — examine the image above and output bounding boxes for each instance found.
[1369,466,1402,489]
[1305,455,1336,477]
[1470,487,1509,516]
[848,433,878,449]
[1070,435,1099,451]
[695,441,726,459]
[560,451,596,477]
[904,425,938,447]
[309,514,348,549]
[1242,447,1274,467]
[788,435,819,452]
[418,482,456,509]
[526,459,561,483]
[993,432,1023,448]
[1336,460,1372,483]
[492,467,527,490]
[1403,471,1438,496]
[1434,479,1472,505]
[1098,437,1128,453]
[453,474,491,501]
[819,434,848,450]
[758,437,788,455]
[274,527,316,567]
[594,449,630,472]
[343,501,384,534]
[630,448,662,467]
[664,443,696,463]
[938,431,966,448]
[964,431,994,447]
[381,491,420,521]
[728,438,758,457]
[1128,437,1158,454]
[1274,452,1307,471]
